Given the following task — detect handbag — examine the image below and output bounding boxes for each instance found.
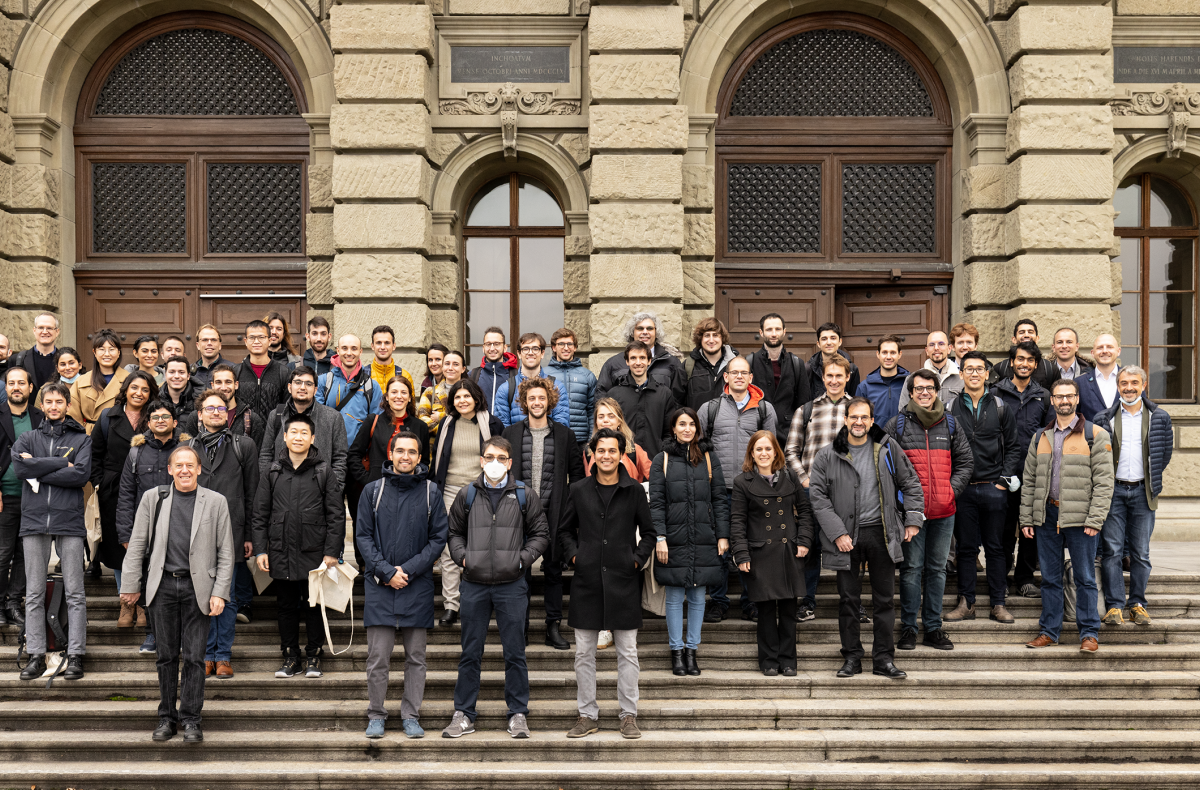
[308,561,359,655]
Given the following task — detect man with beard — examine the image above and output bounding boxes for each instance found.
[303,317,333,378]
[899,331,964,408]
[749,313,810,445]
[989,319,1058,389]
[178,364,265,450]
[0,366,40,625]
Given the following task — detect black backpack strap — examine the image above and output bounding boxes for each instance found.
[1083,420,1094,448]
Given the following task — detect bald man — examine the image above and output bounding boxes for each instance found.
[898,331,965,409]
[1077,334,1121,422]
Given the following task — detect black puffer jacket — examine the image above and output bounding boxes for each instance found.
[649,439,730,588]
[502,419,584,564]
[606,373,679,459]
[250,446,345,581]
[684,345,738,410]
[11,416,92,538]
[115,431,185,544]
[236,356,290,423]
[179,401,265,450]
[447,473,549,585]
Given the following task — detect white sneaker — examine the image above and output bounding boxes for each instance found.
[597,630,613,650]
[507,712,530,739]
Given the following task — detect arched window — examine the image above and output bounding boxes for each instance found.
[1115,174,1198,401]
[463,175,565,363]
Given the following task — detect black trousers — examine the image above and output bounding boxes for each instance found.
[1002,490,1038,587]
[756,598,797,671]
[0,494,25,606]
[955,483,1009,607]
[276,578,324,656]
[836,524,895,666]
[149,573,210,726]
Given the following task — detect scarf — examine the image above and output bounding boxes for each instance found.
[196,424,231,462]
[908,397,945,429]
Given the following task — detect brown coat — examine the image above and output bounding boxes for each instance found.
[67,368,130,435]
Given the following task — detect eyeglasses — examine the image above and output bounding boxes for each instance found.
[554,341,575,348]
[727,371,750,378]
[1051,394,1078,402]
[912,385,938,394]
[847,415,871,423]
[149,414,173,422]
[519,346,543,353]
[292,381,315,388]
[482,454,509,462]
[926,341,948,348]
[245,335,268,342]
[962,367,987,374]
[202,405,228,414]
[482,341,504,349]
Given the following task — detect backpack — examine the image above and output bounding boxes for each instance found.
[463,480,528,513]
[703,397,769,441]
[1031,420,1095,452]
[17,574,71,687]
[322,370,377,413]
[894,411,957,439]
[370,476,435,519]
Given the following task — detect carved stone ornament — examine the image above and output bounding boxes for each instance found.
[1111,82,1200,158]
[439,82,580,159]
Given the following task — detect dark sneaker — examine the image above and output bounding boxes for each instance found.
[63,655,84,680]
[236,608,251,625]
[703,601,726,623]
[364,719,385,739]
[1018,583,1041,598]
[741,605,758,622]
[795,605,816,622]
[275,653,302,678]
[922,629,954,651]
[897,628,918,651]
[139,633,157,655]
[305,654,323,678]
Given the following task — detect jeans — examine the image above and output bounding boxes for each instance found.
[756,598,797,671]
[149,573,211,726]
[276,578,324,656]
[0,494,25,606]
[664,585,705,650]
[453,577,529,721]
[955,484,1009,607]
[801,556,820,609]
[1101,482,1155,611]
[575,628,638,720]
[1003,490,1038,587]
[1036,504,1101,642]
[836,524,896,665]
[233,561,254,611]
[205,602,237,662]
[23,534,87,655]
[367,625,427,722]
[899,515,954,633]
[526,558,563,625]
[708,553,753,614]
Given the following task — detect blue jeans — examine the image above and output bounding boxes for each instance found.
[899,515,954,633]
[453,577,529,721]
[205,602,238,662]
[1101,482,1155,610]
[1036,504,1101,642]
[664,585,705,650]
[799,486,821,609]
[707,490,751,613]
[233,561,254,611]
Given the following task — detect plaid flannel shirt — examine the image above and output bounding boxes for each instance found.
[785,392,848,484]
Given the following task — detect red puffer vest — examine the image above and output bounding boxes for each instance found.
[892,410,958,520]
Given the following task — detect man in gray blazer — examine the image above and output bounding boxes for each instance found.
[120,445,234,744]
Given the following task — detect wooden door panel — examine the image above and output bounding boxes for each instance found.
[835,286,945,375]
[79,286,190,367]
[717,284,831,355]
[200,293,306,346]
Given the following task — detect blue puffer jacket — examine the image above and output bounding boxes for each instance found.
[316,356,383,445]
[492,368,571,428]
[855,365,910,429]
[11,416,93,538]
[357,464,448,629]
[546,357,598,443]
[1093,397,1173,509]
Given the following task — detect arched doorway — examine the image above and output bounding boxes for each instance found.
[72,12,311,357]
[714,13,953,372]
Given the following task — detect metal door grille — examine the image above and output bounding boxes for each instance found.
[207,163,302,253]
[841,164,936,254]
[92,163,187,253]
[727,163,822,253]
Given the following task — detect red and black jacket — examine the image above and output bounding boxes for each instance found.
[883,405,974,520]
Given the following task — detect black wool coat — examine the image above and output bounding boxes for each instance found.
[90,408,137,569]
[559,468,656,631]
[729,468,814,602]
[503,418,585,564]
[649,438,730,589]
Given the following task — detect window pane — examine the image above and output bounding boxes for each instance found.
[1148,346,1194,400]
[1117,237,1141,292]
[92,162,187,253]
[518,291,564,345]
[1122,342,1141,371]
[1114,177,1142,228]
[1149,292,1194,345]
[841,163,936,254]
[1116,297,1139,347]
[727,163,821,253]
[466,237,510,290]
[467,178,510,226]
[467,291,510,352]
[518,237,564,290]
[1149,238,1195,290]
[517,177,563,227]
[1149,177,1194,227]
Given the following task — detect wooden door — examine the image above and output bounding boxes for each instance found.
[200,291,306,347]
[716,283,832,355]
[834,285,948,374]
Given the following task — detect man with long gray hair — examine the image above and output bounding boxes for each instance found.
[596,312,686,404]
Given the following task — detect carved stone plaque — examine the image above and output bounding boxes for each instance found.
[450,46,570,84]
[1115,48,1200,83]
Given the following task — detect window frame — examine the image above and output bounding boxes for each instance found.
[1115,172,1200,403]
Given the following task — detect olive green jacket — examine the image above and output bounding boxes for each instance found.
[1019,417,1114,531]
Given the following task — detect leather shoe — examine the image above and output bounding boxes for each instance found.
[897,629,917,651]
[683,647,701,676]
[205,661,215,678]
[0,607,7,626]
[872,662,907,680]
[670,649,686,676]
[1026,634,1058,648]
[152,720,177,742]
[836,659,862,678]
[439,609,458,626]
[182,723,203,743]
[215,661,234,678]
[19,655,45,681]
[1080,637,1099,653]
[944,597,975,621]
[6,604,23,626]
[544,622,570,650]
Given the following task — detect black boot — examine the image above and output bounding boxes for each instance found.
[439,608,458,626]
[20,655,45,681]
[683,647,701,676]
[670,649,686,676]
[63,655,85,680]
[545,622,570,650]
[7,603,24,625]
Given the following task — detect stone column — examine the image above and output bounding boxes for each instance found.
[963,1,1116,353]
[587,0,687,371]
[328,1,436,373]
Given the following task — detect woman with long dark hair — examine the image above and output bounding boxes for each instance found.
[34,347,85,409]
[68,329,129,434]
[349,375,431,486]
[649,406,730,677]
[421,342,450,397]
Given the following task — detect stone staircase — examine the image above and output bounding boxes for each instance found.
[2,557,1200,789]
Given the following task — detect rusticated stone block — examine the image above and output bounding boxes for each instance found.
[0,307,39,347]
[430,260,460,306]
[0,260,58,308]
[1118,0,1200,14]
[962,213,1006,261]
[0,160,11,207]
[0,114,14,163]
[1004,155,1111,205]
[1009,55,1113,104]
[1004,303,1114,350]
[1003,6,1110,62]
[682,164,714,209]
[0,212,58,260]
[334,54,428,102]
[452,0,569,13]
[683,213,714,257]
[332,155,432,203]
[333,302,430,349]
[565,235,591,256]
[0,18,23,67]
[309,165,332,209]
[330,105,430,152]
[307,212,335,258]
[333,254,428,300]
[307,259,333,306]
[564,309,591,353]
[589,300,682,347]
[0,63,9,112]
[430,235,458,258]
[590,155,682,201]
[427,134,462,168]
[430,308,461,349]
[966,254,1114,308]
[330,5,433,55]
[961,165,1005,213]
[1005,204,1114,255]
[590,105,688,151]
[589,5,684,52]
[563,260,588,305]
[557,134,590,166]
[683,257,714,306]
[1007,106,1112,156]
[589,55,680,100]
[589,203,684,250]
[589,253,682,299]
[956,308,1009,354]
[333,204,432,252]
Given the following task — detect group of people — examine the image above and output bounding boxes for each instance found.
[0,309,1171,741]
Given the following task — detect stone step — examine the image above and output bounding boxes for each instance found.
[9,696,1200,732]
[5,642,1200,672]
[2,669,1192,702]
[8,760,1200,790]
[3,728,1199,763]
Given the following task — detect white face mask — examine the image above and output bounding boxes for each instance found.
[1120,394,1142,406]
[483,460,507,481]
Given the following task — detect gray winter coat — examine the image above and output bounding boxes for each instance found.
[807,425,925,571]
[695,386,778,490]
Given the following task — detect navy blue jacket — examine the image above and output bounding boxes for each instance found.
[1094,397,1173,510]
[1076,367,1117,422]
[546,357,598,443]
[994,377,1050,460]
[469,355,518,412]
[11,416,92,538]
[855,365,910,430]
[357,464,448,629]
